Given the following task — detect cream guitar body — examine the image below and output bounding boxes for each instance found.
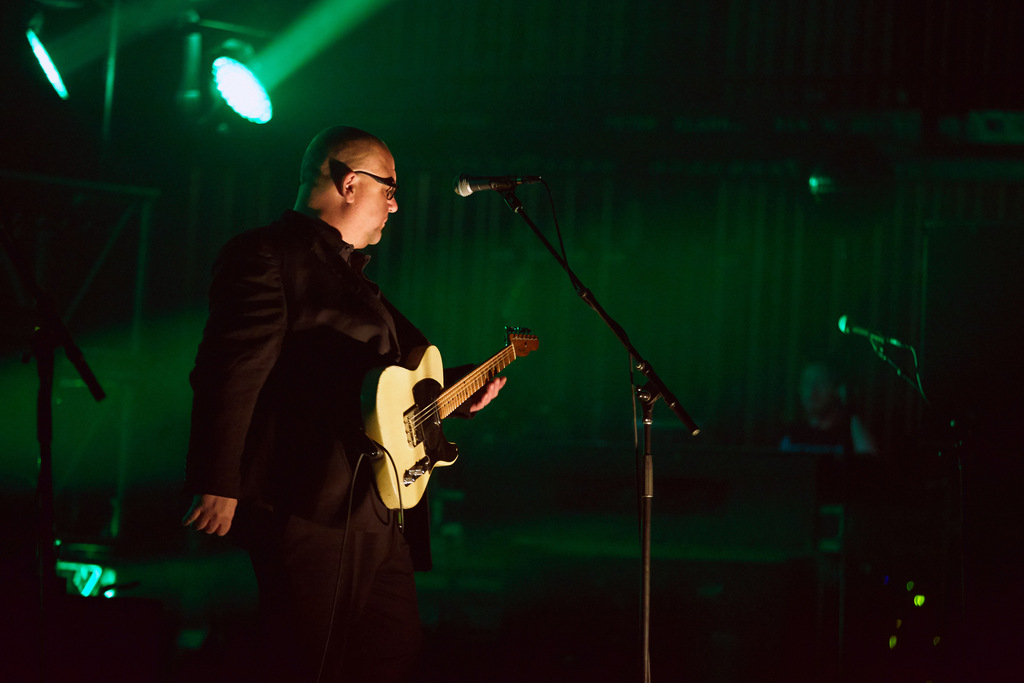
[363,330,538,510]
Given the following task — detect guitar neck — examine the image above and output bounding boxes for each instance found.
[435,345,518,419]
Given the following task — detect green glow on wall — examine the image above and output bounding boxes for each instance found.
[42,0,186,80]
[255,0,394,90]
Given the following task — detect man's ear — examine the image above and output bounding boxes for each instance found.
[338,172,358,203]
[328,158,357,202]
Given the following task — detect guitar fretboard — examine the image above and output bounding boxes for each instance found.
[435,344,518,419]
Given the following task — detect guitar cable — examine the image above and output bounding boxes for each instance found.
[314,451,365,683]
[384,444,407,531]
[314,440,406,683]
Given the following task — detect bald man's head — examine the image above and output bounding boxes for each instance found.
[298,126,388,186]
[294,125,398,247]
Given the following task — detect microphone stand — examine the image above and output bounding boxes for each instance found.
[497,189,699,682]
[1,222,106,682]
[636,385,658,682]
[858,333,967,672]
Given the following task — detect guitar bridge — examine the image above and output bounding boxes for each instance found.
[403,457,430,486]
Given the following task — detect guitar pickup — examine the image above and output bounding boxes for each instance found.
[403,406,421,448]
[404,405,442,448]
[403,457,430,486]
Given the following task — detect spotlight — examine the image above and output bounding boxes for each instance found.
[176,16,274,127]
[210,43,272,124]
[807,173,836,199]
[55,561,117,598]
[26,12,68,100]
[803,141,895,211]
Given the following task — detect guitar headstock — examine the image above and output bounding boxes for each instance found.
[505,326,539,357]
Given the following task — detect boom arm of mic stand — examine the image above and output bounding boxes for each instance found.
[499,191,699,435]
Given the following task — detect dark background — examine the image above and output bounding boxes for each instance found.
[2,0,1022,680]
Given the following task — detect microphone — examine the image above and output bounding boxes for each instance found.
[453,174,542,197]
[837,315,907,348]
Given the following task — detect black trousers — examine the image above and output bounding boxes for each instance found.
[246,513,422,683]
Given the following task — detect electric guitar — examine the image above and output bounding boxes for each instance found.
[363,328,539,510]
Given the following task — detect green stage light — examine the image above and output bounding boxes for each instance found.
[807,173,838,198]
[211,56,272,124]
[26,28,69,100]
[56,561,117,597]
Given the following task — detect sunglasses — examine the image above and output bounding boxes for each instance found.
[353,170,398,200]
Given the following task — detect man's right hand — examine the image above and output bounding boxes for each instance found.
[182,493,238,536]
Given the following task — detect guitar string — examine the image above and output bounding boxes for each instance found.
[412,349,510,424]
[422,348,512,420]
[406,346,515,431]
[402,335,534,432]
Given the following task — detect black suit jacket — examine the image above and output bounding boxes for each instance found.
[186,210,434,546]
